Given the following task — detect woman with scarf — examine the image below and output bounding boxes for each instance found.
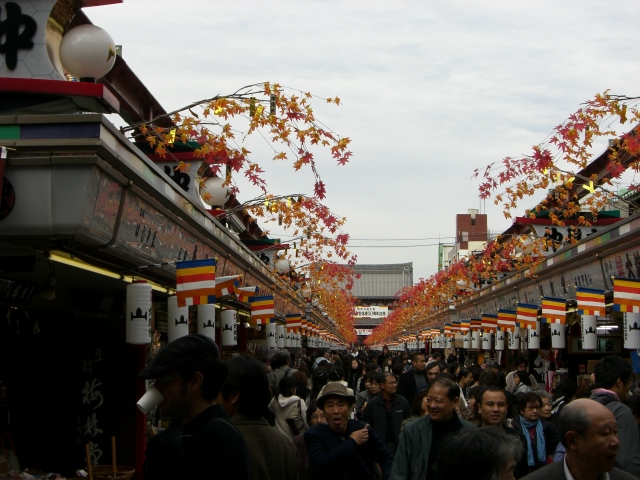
[511,392,559,473]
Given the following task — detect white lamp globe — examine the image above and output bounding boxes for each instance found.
[275,258,290,274]
[200,176,231,207]
[59,25,116,81]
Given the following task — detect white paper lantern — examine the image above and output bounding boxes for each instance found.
[528,322,540,349]
[126,281,152,344]
[167,295,189,343]
[276,325,285,348]
[200,176,231,207]
[275,258,291,274]
[446,337,453,349]
[581,315,598,350]
[462,331,471,349]
[266,322,277,348]
[495,332,505,351]
[624,312,640,349]
[197,304,217,341]
[285,332,292,348]
[295,333,301,347]
[221,309,237,346]
[508,327,520,350]
[551,323,566,349]
[59,25,116,80]
[471,331,480,349]
[482,332,492,350]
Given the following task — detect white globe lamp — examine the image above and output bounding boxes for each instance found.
[59,25,116,82]
[275,258,290,274]
[200,176,231,207]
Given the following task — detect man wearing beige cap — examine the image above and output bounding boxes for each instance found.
[304,382,393,479]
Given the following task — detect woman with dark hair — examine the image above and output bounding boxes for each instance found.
[346,357,362,393]
[457,369,474,400]
[293,399,326,480]
[291,370,311,405]
[462,385,484,423]
[511,392,559,472]
[377,345,391,370]
[512,370,532,395]
[268,376,308,440]
[309,367,329,403]
[400,388,430,433]
[550,378,576,417]
[446,362,461,378]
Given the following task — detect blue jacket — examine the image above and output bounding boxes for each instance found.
[305,419,394,480]
[390,414,475,480]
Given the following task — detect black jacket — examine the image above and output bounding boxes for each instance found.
[362,394,412,454]
[304,419,394,480]
[178,404,249,479]
[397,369,428,406]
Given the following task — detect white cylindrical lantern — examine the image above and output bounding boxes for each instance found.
[462,331,471,349]
[266,322,277,348]
[495,332,505,351]
[197,304,217,341]
[446,337,453,349]
[59,25,116,81]
[167,295,189,343]
[200,176,231,207]
[285,332,292,348]
[508,327,520,350]
[471,331,480,349]
[528,322,540,349]
[482,332,492,351]
[581,315,598,350]
[296,333,301,347]
[126,281,152,344]
[551,323,566,349]
[276,325,285,348]
[624,312,640,349]
[221,309,237,346]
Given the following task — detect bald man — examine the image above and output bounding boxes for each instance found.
[521,399,637,480]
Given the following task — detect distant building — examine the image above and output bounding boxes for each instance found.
[351,263,413,343]
[439,209,489,270]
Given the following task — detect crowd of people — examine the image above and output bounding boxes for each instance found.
[140,335,640,480]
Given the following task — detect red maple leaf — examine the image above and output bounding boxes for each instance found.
[606,161,626,179]
[314,180,326,199]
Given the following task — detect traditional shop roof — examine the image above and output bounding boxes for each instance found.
[351,263,413,299]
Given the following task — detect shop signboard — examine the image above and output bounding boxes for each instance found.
[355,306,388,318]
[602,244,640,290]
[356,329,373,336]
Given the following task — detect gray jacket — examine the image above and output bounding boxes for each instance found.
[390,414,475,480]
[521,457,638,480]
[268,365,297,389]
[590,390,640,478]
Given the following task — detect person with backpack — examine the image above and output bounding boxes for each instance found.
[269,376,308,440]
[268,351,298,395]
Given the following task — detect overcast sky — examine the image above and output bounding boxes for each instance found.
[87,1,640,283]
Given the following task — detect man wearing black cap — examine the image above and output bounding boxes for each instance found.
[139,334,249,479]
[304,382,393,480]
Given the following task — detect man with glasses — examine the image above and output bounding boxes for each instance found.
[139,334,249,479]
[363,372,412,455]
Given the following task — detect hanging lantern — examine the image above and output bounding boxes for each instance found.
[471,331,480,349]
[59,25,116,81]
[482,332,492,351]
[285,331,292,348]
[275,258,291,274]
[221,309,237,346]
[551,323,566,349]
[126,281,152,344]
[266,322,277,348]
[528,322,540,349]
[276,324,285,348]
[581,315,598,350]
[495,331,505,351]
[167,295,189,343]
[508,327,520,350]
[200,176,231,207]
[462,331,471,349]
[197,304,217,341]
[446,336,453,349]
[624,312,640,349]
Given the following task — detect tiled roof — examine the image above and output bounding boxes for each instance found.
[351,263,413,299]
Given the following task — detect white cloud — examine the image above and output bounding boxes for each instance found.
[89,0,640,283]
